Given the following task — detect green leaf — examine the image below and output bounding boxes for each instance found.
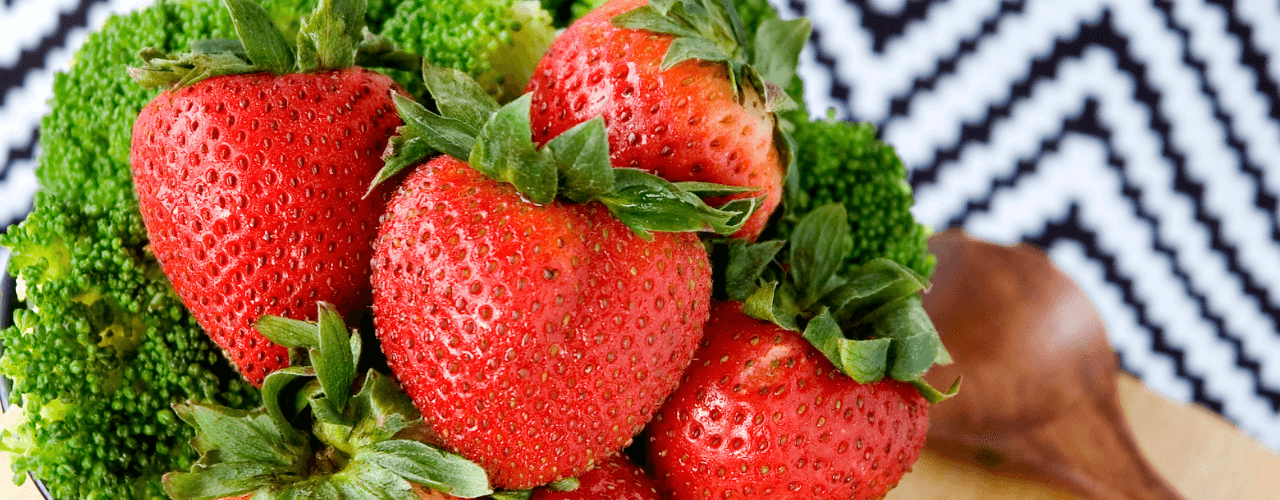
[163,462,286,500]
[825,258,929,325]
[255,316,320,348]
[725,240,785,302]
[672,182,759,197]
[222,0,294,73]
[742,281,798,331]
[347,370,422,448]
[173,403,304,467]
[611,6,700,38]
[296,0,367,71]
[313,302,355,411]
[490,491,533,500]
[545,115,615,203]
[662,36,730,70]
[789,204,853,302]
[801,310,890,384]
[357,440,493,498]
[331,463,420,500]
[910,376,961,404]
[422,65,501,133]
[260,366,316,445]
[471,95,558,204]
[753,17,811,88]
[547,477,580,492]
[597,169,749,239]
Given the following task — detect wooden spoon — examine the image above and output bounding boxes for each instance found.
[919,228,1186,500]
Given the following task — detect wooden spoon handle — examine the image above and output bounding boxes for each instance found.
[928,379,1185,500]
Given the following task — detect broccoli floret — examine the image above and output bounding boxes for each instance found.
[779,119,935,278]
[1,0,330,497]
[378,0,557,102]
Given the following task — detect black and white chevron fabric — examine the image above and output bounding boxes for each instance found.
[2,0,1278,452]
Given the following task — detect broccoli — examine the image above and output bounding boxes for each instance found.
[378,0,557,103]
[0,0,322,497]
[778,118,936,278]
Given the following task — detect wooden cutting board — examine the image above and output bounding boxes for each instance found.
[1,375,1277,500]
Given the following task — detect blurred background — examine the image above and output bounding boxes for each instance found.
[1,0,1277,456]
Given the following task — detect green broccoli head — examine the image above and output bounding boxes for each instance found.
[779,119,936,278]
[2,0,331,497]
[1,194,259,500]
[379,0,557,103]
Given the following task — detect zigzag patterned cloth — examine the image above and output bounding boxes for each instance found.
[2,0,1278,452]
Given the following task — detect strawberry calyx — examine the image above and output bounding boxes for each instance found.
[610,0,809,113]
[723,204,961,403]
[372,64,763,240]
[162,302,493,500]
[129,0,418,90]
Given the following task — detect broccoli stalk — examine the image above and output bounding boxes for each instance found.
[778,118,936,278]
[378,0,558,103]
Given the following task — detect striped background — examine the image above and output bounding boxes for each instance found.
[1,0,1278,451]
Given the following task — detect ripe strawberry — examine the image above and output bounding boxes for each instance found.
[526,0,810,240]
[128,0,406,385]
[530,455,661,500]
[371,156,712,489]
[646,301,929,500]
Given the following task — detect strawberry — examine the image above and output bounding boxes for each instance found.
[367,65,752,489]
[530,455,661,500]
[128,0,409,385]
[643,204,959,499]
[525,0,811,240]
[647,301,928,499]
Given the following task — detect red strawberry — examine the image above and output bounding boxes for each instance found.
[371,156,713,489]
[526,0,810,240]
[646,301,930,500]
[128,0,405,385]
[531,454,661,500]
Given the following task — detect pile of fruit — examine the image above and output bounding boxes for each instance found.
[1,0,954,499]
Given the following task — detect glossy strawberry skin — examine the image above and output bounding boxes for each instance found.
[526,0,784,241]
[531,454,661,500]
[647,302,929,500]
[131,68,401,386]
[370,156,713,489]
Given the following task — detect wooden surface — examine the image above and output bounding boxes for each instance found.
[1,375,1277,500]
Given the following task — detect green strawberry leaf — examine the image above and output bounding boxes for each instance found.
[662,36,731,70]
[673,182,759,197]
[801,309,889,384]
[347,371,421,448]
[611,6,701,38]
[422,64,501,132]
[471,94,559,204]
[260,366,315,444]
[333,463,422,500]
[314,302,356,411]
[789,204,853,303]
[825,258,929,325]
[256,316,321,348]
[543,116,615,203]
[491,491,534,500]
[911,376,962,404]
[222,0,293,73]
[753,17,811,90]
[163,461,288,500]
[725,240,785,302]
[598,168,752,239]
[547,477,581,491]
[357,440,493,497]
[296,0,366,72]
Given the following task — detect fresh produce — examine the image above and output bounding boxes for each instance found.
[778,118,935,277]
[525,0,811,240]
[645,204,955,499]
[0,1,327,497]
[3,0,956,498]
[163,302,493,500]
[530,455,660,499]
[129,0,409,386]
[378,0,557,102]
[646,302,929,499]
[369,65,750,489]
